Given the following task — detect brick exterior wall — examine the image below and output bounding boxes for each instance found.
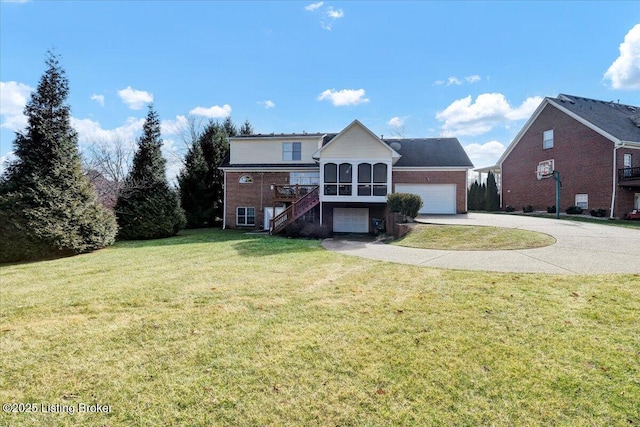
[224,171,291,229]
[392,170,468,213]
[502,105,639,216]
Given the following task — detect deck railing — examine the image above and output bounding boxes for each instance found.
[273,184,316,200]
[270,186,320,234]
[618,167,640,181]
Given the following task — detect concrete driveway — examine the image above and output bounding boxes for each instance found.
[321,213,640,274]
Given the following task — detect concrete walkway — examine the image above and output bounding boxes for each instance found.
[322,213,640,274]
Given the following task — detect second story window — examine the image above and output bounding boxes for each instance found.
[543,129,554,149]
[283,142,301,161]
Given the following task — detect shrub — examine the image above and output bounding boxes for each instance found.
[505,205,516,212]
[388,193,423,220]
[523,205,534,213]
[566,206,583,215]
[284,219,331,239]
[547,205,556,213]
[590,208,607,217]
[387,193,403,213]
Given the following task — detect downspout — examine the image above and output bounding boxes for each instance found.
[222,170,227,229]
[610,143,623,219]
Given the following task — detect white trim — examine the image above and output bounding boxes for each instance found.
[220,166,319,172]
[392,166,471,172]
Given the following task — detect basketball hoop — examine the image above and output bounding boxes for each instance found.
[536,160,554,180]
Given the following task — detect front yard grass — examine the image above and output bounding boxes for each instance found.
[1,228,639,426]
[393,224,556,250]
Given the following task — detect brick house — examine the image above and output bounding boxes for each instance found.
[498,94,640,218]
[221,120,473,233]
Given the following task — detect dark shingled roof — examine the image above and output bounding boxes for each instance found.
[221,134,474,168]
[383,138,474,168]
[550,94,640,143]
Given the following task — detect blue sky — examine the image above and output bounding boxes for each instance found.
[1,1,639,180]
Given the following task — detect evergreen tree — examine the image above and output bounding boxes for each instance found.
[484,171,500,211]
[178,141,211,227]
[222,116,237,137]
[468,181,478,210]
[239,119,254,136]
[115,105,185,239]
[0,51,117,262]
[199,121,229,224]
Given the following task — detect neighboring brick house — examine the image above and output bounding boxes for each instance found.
[498,94,640,218]
[220,120,473,233]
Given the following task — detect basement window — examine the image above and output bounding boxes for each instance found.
[575,194,588,210]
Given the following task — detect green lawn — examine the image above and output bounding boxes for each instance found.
[1,229,639,426]
[392,224,556,250]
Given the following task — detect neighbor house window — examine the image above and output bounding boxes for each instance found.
[543,129,554,149]
[624,154,633,177]
[575,194,588,210]
[236,207,255,226]
[239,175,253,184]
[283,142,301,161]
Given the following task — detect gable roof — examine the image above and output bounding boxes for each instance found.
[550,94,640,143]
[498,94,640,166]
[312,119,401,162]
[384,138,473,168]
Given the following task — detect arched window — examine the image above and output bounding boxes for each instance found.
[324,163,337,195]
[239,175,253,184]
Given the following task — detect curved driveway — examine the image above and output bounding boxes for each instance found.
[322,213,640,274]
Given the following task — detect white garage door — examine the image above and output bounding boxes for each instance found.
[333,208,369,233]
[394,184,457,214]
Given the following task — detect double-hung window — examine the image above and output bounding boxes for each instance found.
[236,207,255,226]
[575,194,588,210]
[283,142,301,161]
[543,129,554,149]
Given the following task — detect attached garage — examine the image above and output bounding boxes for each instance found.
[333,208,369,233]
[394,184,457,214]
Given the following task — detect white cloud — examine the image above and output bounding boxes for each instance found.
[189,104,232,118]
[258,100,275,109]
[72,116,145,147]
[327,6,344,18]
[434,80,446,86]
[604,24,640,90]
[318,88,369,106]
[161,115,189,136]
[388,116,405,127]
[305,1,323,11]
[91,94,105,106]
[447,77,462,86]
[0,150,16,176]
[465,75,481,84]
[463,140,506,168]
[436,93,542,136]
[117,86,153,110]
[0,81,32,132]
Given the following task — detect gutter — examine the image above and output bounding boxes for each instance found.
[222,170,227,229]
[610,142,624,219]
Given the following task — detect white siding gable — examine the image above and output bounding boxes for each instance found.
[230,135,323,165]
[318,121,392,160]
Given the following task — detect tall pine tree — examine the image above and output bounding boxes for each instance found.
[115,105,185,239]
[178,141,210,227]
[0,51,117,262]
[199,121,229,224]
[484,171,500,211]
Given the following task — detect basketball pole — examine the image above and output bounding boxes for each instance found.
[553,170,561,219]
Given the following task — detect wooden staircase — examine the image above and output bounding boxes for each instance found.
[270,186,320,234]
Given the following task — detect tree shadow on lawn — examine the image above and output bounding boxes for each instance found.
[230,235,326,257]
